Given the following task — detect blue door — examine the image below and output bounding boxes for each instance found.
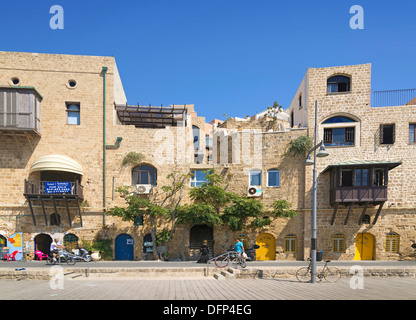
[115,234,134,261]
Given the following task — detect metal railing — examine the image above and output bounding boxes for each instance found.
[371,88,416,108]
[24,180,84,199]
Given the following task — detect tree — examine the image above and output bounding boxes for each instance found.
[108,170,189,260]
[175,203,222,261]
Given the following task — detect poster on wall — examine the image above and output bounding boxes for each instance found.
[7,232,23,260]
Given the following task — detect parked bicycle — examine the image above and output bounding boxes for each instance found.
[296,258,341,283]
[211,250,246,268]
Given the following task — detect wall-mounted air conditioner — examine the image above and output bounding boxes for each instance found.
[247,186,262,197]
[136,184,152,194]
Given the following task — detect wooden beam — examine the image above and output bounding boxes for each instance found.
[63,196,72,227]
[76,199,83,227]
[38,196,48,226]
[358,202,369,225]
[27,198,36,226]
[330,203,339,226]
[372,201,385,225]
[344,202,354,225]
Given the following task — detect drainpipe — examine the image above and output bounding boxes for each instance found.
[102,66,108,226]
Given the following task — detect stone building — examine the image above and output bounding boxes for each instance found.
[0,51,415,261]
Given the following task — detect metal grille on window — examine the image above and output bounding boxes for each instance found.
[284,234,297,253]
[332,233,346,253]
[385,233,400,253]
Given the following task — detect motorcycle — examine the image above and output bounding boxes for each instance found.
[72,248,92,262]
[46,249,77,265]
[245,245,259,261]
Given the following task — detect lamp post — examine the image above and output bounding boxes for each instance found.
[305,101,329,283]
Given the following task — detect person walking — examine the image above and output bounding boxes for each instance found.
[234,238,245,261]
[197,240,210,263]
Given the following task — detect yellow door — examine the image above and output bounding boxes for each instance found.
[256,233,276,260]
[354,233,374,260]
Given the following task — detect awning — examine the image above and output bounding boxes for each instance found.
[30,154,84,175]
[322,160,402,174]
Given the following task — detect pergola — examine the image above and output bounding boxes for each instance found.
[115,103,188,128]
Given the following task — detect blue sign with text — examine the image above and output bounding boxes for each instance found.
[44,181,71,194]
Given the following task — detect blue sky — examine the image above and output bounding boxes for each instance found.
[1,0,415,121]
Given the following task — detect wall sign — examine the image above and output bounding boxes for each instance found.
[44,181,71,194]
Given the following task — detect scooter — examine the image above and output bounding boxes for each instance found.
[46,249,77,265]
[71,248,92,262]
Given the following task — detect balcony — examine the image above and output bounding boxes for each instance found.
[0,86,42,136]
[23,180,84,227]
[371,88,416,108]
[24,180,84,200]
[330,185,387,204]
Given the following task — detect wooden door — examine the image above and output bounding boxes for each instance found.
[256,233,276,260]
[354,233,374,260]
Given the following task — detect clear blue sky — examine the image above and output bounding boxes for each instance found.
[1,0,415,121]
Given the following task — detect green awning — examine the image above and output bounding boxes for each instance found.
[322,160,402,173]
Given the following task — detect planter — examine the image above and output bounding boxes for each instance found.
[91,251,101,261]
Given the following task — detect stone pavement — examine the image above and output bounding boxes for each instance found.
[1,277,416,300]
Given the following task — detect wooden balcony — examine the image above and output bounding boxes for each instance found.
[0,87,42,137]
[24,180,83,200]
[330,186,387,204]
[23,180,84,227]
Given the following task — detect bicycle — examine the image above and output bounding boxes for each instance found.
[296,258,341,283]
[211,250,246,268]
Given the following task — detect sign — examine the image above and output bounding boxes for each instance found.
[44,181,71,194]
[7,233,23,261]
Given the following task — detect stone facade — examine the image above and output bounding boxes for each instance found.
[0,52,415,261]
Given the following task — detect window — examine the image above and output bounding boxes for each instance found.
[66,103,80,125]
[190,170,210,187]
[249,169,262,186]
[284,234,297,253]
[50,213,61,226]
[410,124,416,143]
[324,127,355,146]
[385,233,400,253]
[355,168,368,186]
[327,75,351,93]
[373,168,385,186]
[380,124,395,144]
[332,234,346,253]
[267,169,280,187]
[63,234,79,251]
[132,165,157,185]
[340,169,353,187]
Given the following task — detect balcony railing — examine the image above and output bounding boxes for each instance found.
[330,186,387,204]
[24,180,84,200]
[371,88,416,108]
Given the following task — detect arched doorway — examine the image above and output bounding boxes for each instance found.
[34,234,52,258]
[190,225,213,258]
[63,233,79,251]
[115,234,134,261]
[256,233,276,260]
[354,232,374,260]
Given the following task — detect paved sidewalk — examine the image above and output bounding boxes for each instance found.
[1,277,416,300]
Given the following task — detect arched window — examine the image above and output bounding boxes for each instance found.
[63,233,79,251]
[249,169,262,186]
[132,164,157,185]
[327,75,351,93]
[50,213,61,226]
[385,232,400,253]
[323,115,357,147]
[267,169,280,187]
[332,233,346,253]
[284,234,297,253]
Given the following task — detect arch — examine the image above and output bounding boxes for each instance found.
[34,233,52,257]
[327,74,351,93]
[256,233,276,260]
[354,232,374,260]
[190,224,213,257]
[115,233,134,261]
[63,233,79,250]
[132,164,157,185]
[50,213,61,226]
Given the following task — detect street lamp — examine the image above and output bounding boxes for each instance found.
[305,101,329,283]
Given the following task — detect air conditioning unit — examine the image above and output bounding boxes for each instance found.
[136,184,152,194]
[247,186,262,197]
